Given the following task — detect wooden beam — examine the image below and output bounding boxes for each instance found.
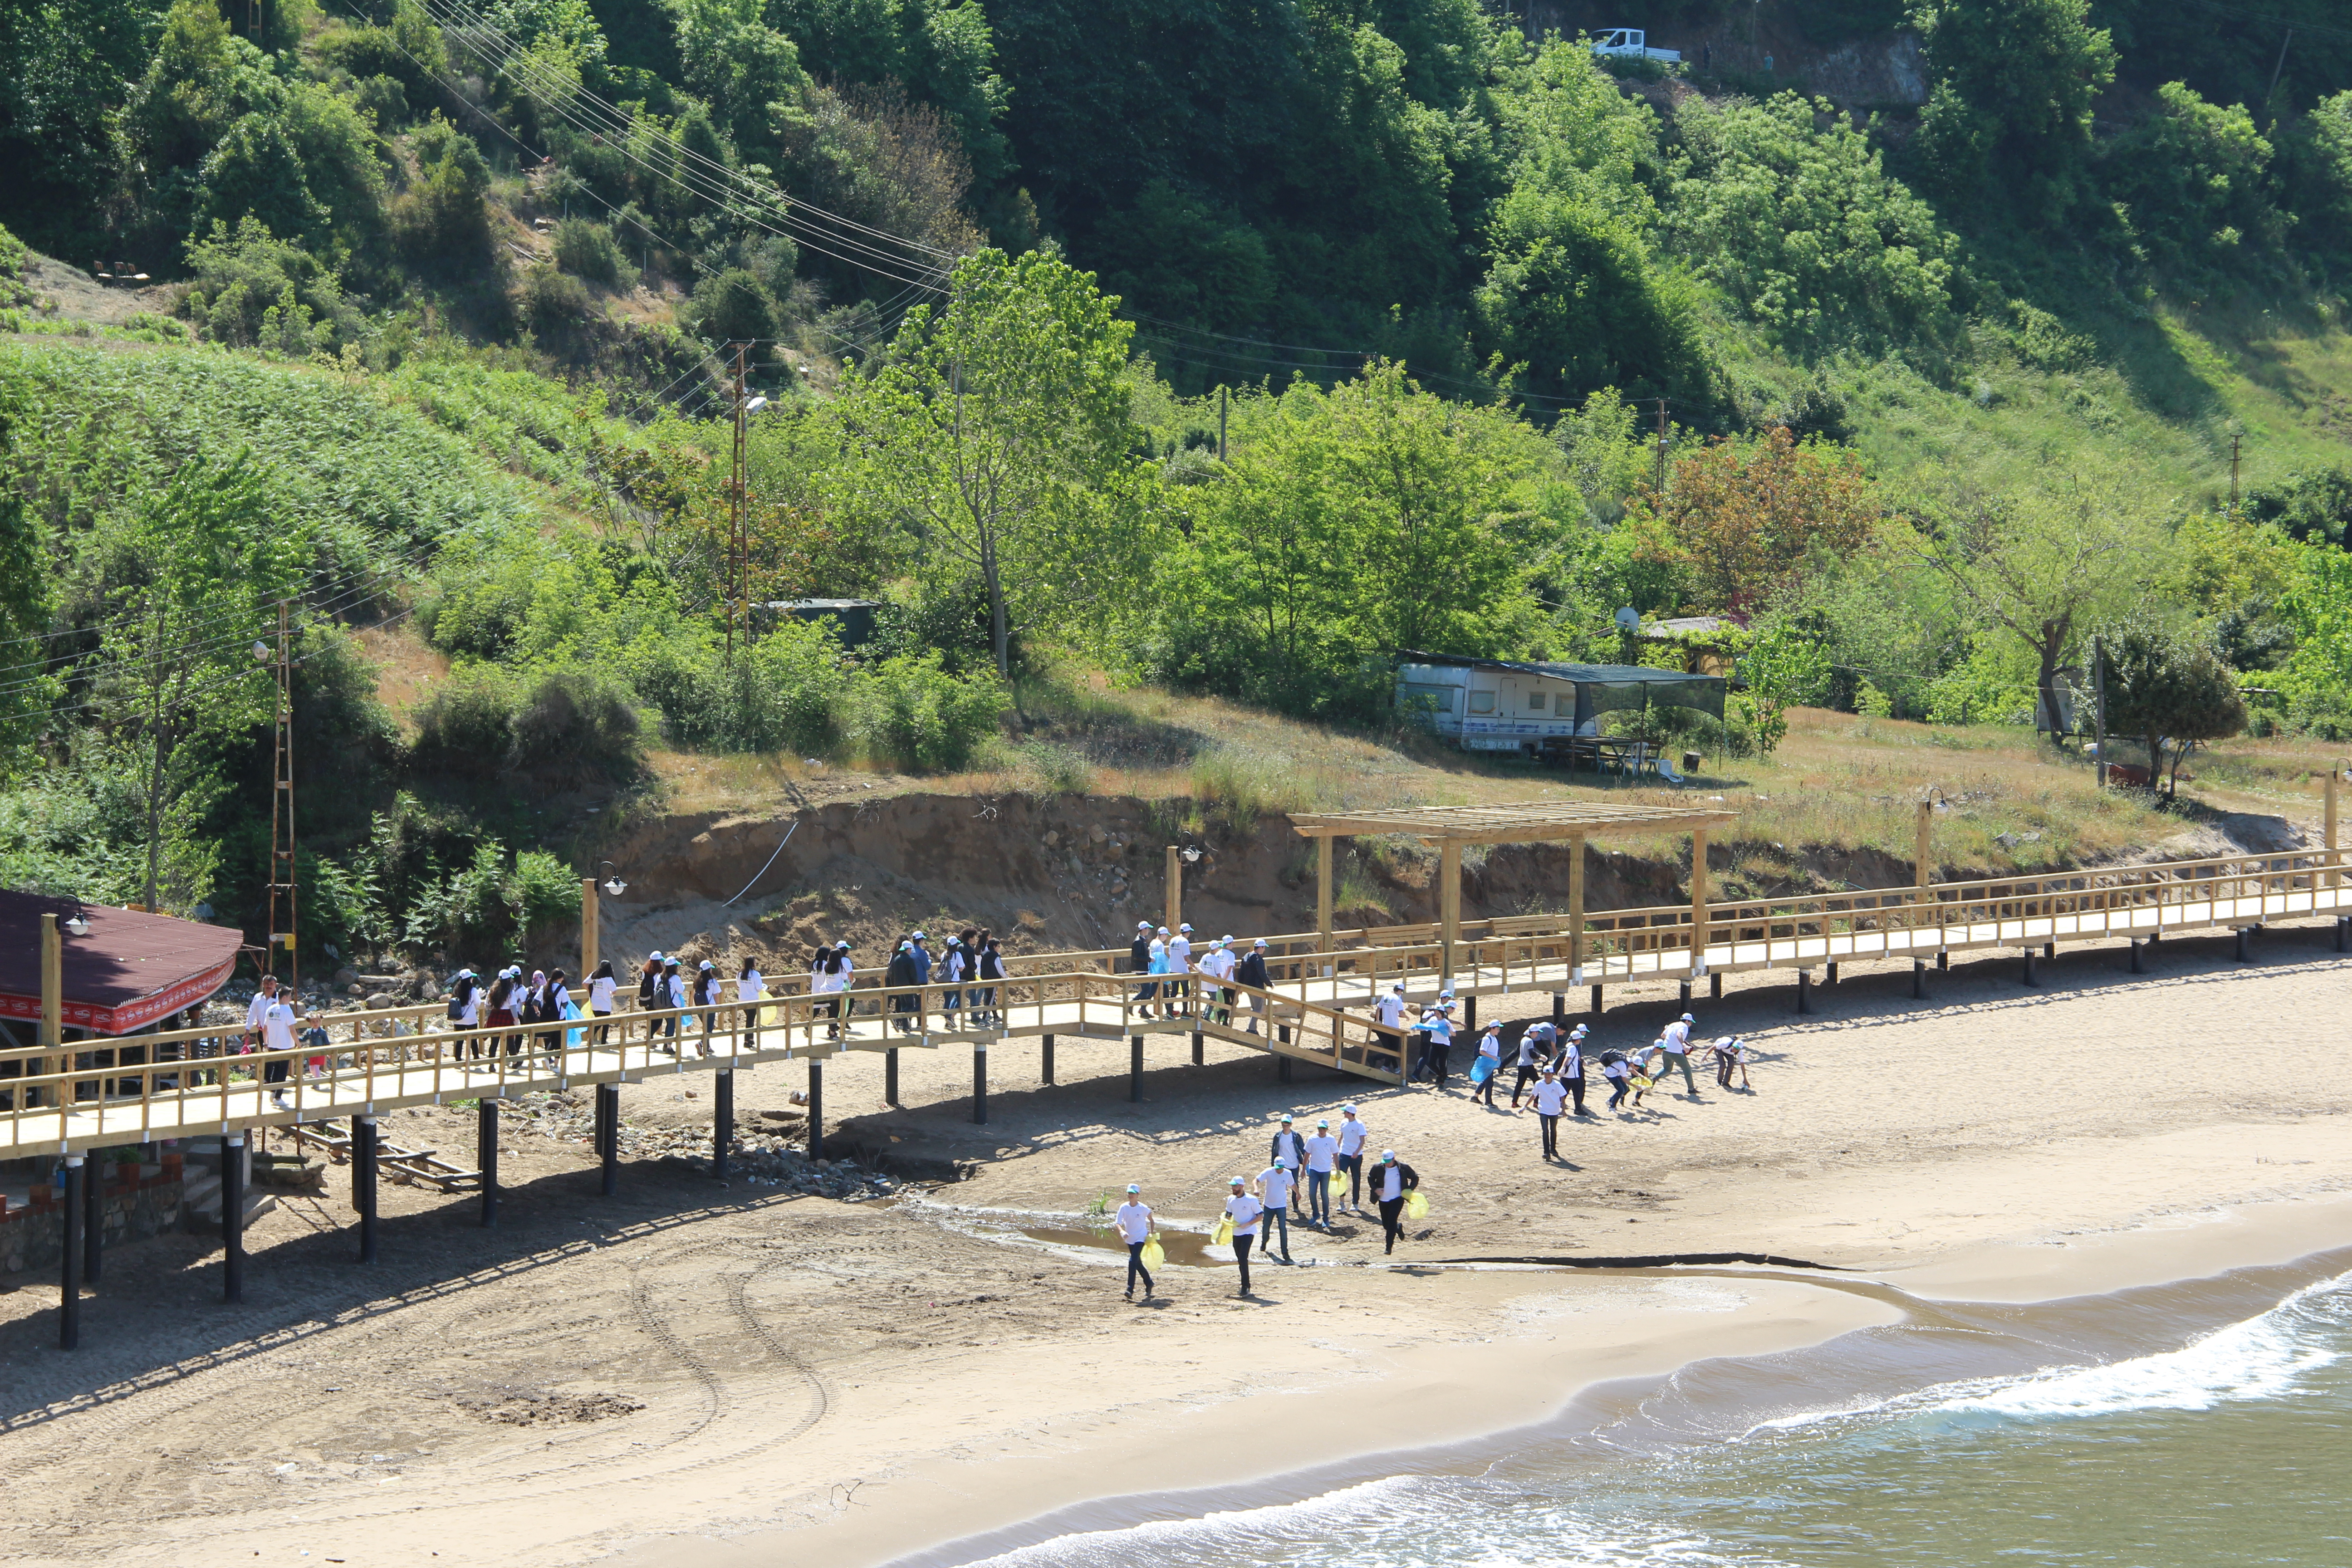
[581,877,598,983]
[40,912,60,1052]
[1440,838,1462,980]
[1165,845,1181,936]
[2328,768,2340,891]
[1568,832,1585,983]
[1315,833,1333,960]
[1916,800,1934,901]
[1690,827,1709,977]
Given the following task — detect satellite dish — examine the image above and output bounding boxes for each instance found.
[1614,607,1642,633]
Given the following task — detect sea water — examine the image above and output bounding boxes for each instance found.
[934,1261,2352,1568]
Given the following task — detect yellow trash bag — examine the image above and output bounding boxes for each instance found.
[1403,1190,1430,1221]
[1140,1235,1166,1270]
[1211,1215,1234,1247]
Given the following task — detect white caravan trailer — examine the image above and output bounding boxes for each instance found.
[1394,652,1727,758]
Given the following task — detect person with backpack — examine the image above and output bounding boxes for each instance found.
[1512,1020,1557,1108]
[1372,1150,1419,1256]
[1235,938,1271,1034]
[940,935,969,1029]
[444,970,479,1060]
[485,970,516,1062]
[885,941,921,1034]
[544,968,573,1063]
[972,931,1004,1026]
[1222,1176,1263,1297]
[692,960,721,1055]
[1602,1048,1633,1110]
[1116,1183,1156,1301]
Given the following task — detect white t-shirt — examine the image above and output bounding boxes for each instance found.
[457,990,480,1027]
[1224,1192,1262,1235]
[810,962,847,995]
[1562,1043,1583,1077]
[1168,936,1192,971]
[1373,995,1405,1028]
[589,975,617,1013]
[1303,1133,1338,1172]
[1662,1019,1692,1053]
[1203,948,1235,982]
[1532,1079,1568,1115]
[1338,1119,1368,1156]
[1258,1166,1294,1207]
[738,970,765,1003]
[245,990,276,1032]
[261,1000,298,1053]
[1423,1015,1453,1045]
[667,973,688,1008]
[549,982,572,1015]
[1477,1032,1502,1061]
[1377,1163,1405,1202]
[1114,1201,1152,1244]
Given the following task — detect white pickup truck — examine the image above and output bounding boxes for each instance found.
[1590,28,1680,64]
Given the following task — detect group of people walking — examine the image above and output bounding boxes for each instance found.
[1129,922,1274,1033]
[1112,1105,1422,1301]
[880,928,1006,1031]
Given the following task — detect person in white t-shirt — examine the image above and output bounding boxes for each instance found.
[1223,1176,1263,1296]
[587,961,617,1044]
[1371,1149,1419,1256]
[1368,982,1407,1073]
[1657,1012,1700,1097]
[1114,1183,1156,1300]
[1470,1021,1504,1106]
[1335,1104,1369,1212]
[261,995,298,1107]
[1301,1119,1339,1228]
[1255,1159,1297,1263]
[1527,1068,1569,1159]
[736,960,765,1048]
[1200,939,1237,1025]
[1166,926,1194,1016]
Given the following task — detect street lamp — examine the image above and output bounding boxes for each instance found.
[63,911,91,936]
[598,859,628,898]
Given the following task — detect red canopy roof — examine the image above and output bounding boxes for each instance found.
[0,891,243,1037]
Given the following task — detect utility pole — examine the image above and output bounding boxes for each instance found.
[1218,385,1228,463]
[1653,397,1670,497]
[2229,434,2243,515]
[728,341,747,666]
[265,599,299,996]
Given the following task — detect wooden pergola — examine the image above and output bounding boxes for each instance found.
[1290,800,1742,982]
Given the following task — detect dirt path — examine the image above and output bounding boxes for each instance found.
[3,926,2350,1567]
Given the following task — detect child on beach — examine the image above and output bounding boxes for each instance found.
[299,1014,331,1079]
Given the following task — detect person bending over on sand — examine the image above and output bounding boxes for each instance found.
[1372,1150,1420,1256]
[1256,1158,1297,1263]
[1337,1104,1369,1213]
[1713,1035,1749,1090]
[1302,1119,1339,1228]
[1512,1020,1557,1108]
[1116,1184,1156,1301]
[1657,1011,1701,1098]
[1602,1049,1632,1110]
[1527,1068,1569,1159]
[1224,1177,1263,1297]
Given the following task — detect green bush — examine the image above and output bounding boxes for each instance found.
[553,218,631,286]
[181,217,363,351]
[411,664,642,782]
[410,666,518,778]
[848,652,1009,771]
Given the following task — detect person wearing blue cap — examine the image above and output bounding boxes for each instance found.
[1115,1183,1156,1300]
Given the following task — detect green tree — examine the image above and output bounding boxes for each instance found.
[2104,83,2279,272]
[673,0,806,162]
[88,451,307,912]
[1909,0,2117,222]
[0,0,167,257]
[1737,621,1831,754]
[392,115,494,270]
[2101,619,2248,795]
[192,114,330,250]
[832,249,1154,676]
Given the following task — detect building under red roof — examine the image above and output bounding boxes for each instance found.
[0,891,243,1037]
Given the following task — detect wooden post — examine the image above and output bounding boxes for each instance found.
[581,877,598,984]
[1440,837,1462,981]
[40,911,60,1111]
[1689,828,1709,979]
[1568,833,1586,985]
[1916,800,1933,900]
[1315,833,1334,963]
[1165,845,1181,936]
[2328,766,2340,891]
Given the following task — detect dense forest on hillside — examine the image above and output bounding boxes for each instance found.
[3,0,2352,964]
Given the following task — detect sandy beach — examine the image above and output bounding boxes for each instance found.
[4,926,2351,1568]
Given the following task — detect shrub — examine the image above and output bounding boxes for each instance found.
[519,263,592,330]
[1020,740,1092,794]
[410,666,518,778]
[410,664,641,781]
[392,116,493,272]
[847,652,1008,771]
[553,218,631,286]
[631,621,849,754]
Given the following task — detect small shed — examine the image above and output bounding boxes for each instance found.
[1394,651,1727,755]
[760,599,883,651]
[0,892,241,1044]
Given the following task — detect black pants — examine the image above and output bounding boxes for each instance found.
[1379,1196,1406,1254]
[1338,1152,1363,1205]
[1473,1063,1498,1104]
[1512,1065,1539,1102]
[264,1056,289,1084]
[1233,1230,1254,1294]
[1539,1112,1560,1156]
[1717,1052,1736,1087]
[1568,1074,1586,1114]
[1126,1241,1153,1296]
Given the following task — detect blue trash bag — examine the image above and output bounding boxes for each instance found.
[563,999,585,1049]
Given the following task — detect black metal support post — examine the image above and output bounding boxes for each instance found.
[59,1156,83,1350]
[598,1083,620,1195]
[2235,928,2251,963]
[2337,916,2348,953]
[714,1068,733,1178]
[1679,980,1691,1004]
[1465,995,1478,1032]
[1711,971,1723,1000]
[1796,969,1812,1014]
[2044,942,2056,960]
[1590,984,1604,1014]
[972,1043,988,1126]
[1551,993,1565,1030]
[1826,961,1838,987]
[222,1135,245,1304]
[1130,1034,1144,1102]
[479,1097,499,1226]
[82,1146,102,1284]
[1937,949,1949,971]
[1911,959,1926,999]
[2131,940,2145,974]
[2022,948,2039,986]
[354,1116,378,1264]
[885,1047,899,1106]
[1191,1029,1204,1066]
[805,1061,823,1160]
[1041,1034,1054,1085]
[1278,1054,1293,1083]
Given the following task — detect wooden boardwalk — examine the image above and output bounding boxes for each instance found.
[4,846,2346,1158]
